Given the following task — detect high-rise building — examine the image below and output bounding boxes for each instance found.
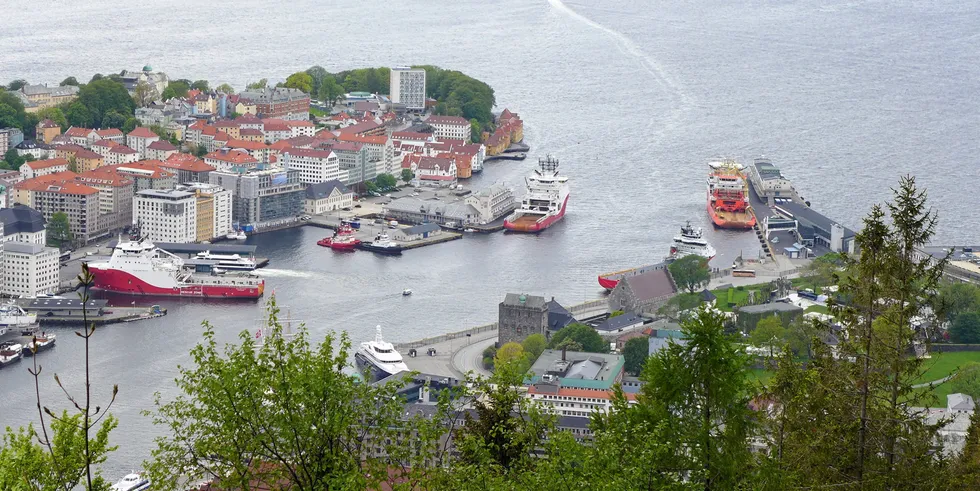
[178,183,233,241]
[133,188,198,243]
[2,242,59,297]
[389,67,426,111]
[209,166,305,229]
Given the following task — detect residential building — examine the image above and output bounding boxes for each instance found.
[486,109,524,156]
[0,204,46,244]
[224,139,271,163]
[304,180,354,215]
[73,149,105,173]
[63,127,92,147]
[75,169,135,233]
[281,149,341,185]
[2,242,59,297]
[412,156,457,187]
[238,128,264,142]
[90,139,120,158]
[126,127,160,158]
[238,87,310,121]
[178,183,233,240]
[120,66,169,98]
[526,383,636,418]
[212,120,241,140]
[337,134,394,173]
[145,140,178,161]
[18,175,104,243]
[336,120,385,137]
[287,120,316,138]
[15,140,55,160]
[204,149,259,171]
[160,154,214,184]
[608,264,677,314]
[498,293,550,345]
[463,184,518,224]
[135,99,192,127]
[261,119,292,143]
[90,128,125,146]
[36,119,62,144]
[389,67,426,110]
[110,161,177,193]
[209,166,305,228]
[425,116,471,142]
[106,145,140,166]
[133,188,198,243]
[12,171,76,206]
[331,141,377,186]
[19,158,70,180]
[0,127,25,151]
[19,84,80,111]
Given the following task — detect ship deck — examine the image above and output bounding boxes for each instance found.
[509,215,543,226]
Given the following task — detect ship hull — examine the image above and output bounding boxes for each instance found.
[707,202,756,229]
[90,267,264,299]
[318,238,360,250]
[24,341,55,356]
[354,351,407,381]
[597,262,669,291]
[504,195,569,233]
[356,243,403,255]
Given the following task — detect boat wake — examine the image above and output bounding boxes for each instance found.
[546,0,693,137]
[256,269,314,279]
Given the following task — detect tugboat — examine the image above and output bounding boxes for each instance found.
[356,231,403,255]
[0,342,24,368]
[24,333,56,356]
[317,223,361,251]
[669,221,716,260]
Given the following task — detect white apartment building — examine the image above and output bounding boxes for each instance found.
[179,183,233,239]
[281,149,342,185]
[125,127,160,158]
[425,116,471,142]
[389,67,426,110]
[133,188,198,243]
[1,205,47,245]
[2,242,60,297]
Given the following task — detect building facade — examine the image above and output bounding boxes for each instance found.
[2,242,59,297]
[209,166,305,228]
[498,293,550,346]
[178,183,233,240]
[425,116,471,142]
[238,87,310,121]
[389,67,426,110]
[75,170,134,234]
[304,180,354,215]
[281,149,342,185]
[133,189,198,243]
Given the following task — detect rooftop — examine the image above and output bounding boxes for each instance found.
[623,268,676,301]
[502,293,548,310]
[527,350,625,390]
[426,115,469,125]
[127,127,158,139]
[774,201,855,238]
[739,302,805,314]
[401,223,441,235]
[0,205,45,236]
[137,188,196,199]
[3,242,55,255]
[305,180,351,200]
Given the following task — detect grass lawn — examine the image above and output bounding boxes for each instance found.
[914,351,980,384]
[805,305,830,315]
[746,368,774,385]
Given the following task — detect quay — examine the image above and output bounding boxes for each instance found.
[307,215,462,250]
[11,297,167,326]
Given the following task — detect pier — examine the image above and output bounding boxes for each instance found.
[9,297,167,326]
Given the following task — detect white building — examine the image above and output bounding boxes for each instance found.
[19,158,70,180]
[125,127,160,158]
[178,183,233,240]
[389,67,426,111]
[464,183,518,224]
[425,116,471,142]
[0,205,47,244]
[281,149,342,185]
[106,145,140,166]
[304,180,354,215]
[133,188,198,243]
[2,242,60,297]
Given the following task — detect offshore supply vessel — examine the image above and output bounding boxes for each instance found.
[706,159,756,229]
[504,155,569,233]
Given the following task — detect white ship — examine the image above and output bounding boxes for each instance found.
[110,472,150,491]
[196,251,257,271]
[0,301,39,336]
[503,155,570,233]
[355,326,409,379]
[0,342,24,368]
[669,221,716,260]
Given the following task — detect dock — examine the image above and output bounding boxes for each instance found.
[11,298,168,326]
[307,216,462,250]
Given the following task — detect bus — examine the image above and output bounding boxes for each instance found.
[732,268,756,278]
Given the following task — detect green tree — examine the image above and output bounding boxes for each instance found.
[132,80,155,107]
[7,79,28,91]
[284,72,314,94]
[100,110,126,130]
[951,312,980,344]
[191,144,208,158]
[470,119,481,143]
[622,336,649,376]
[60,76,79,86]
[547,323,607,353]
[494,342,528,375]
[214,83,234,94]
[375,173,397,189]
[521,333,546,363]
[88,73,103,83]
[750,315,786,358]
[246,78,268,90]
[77,79,136,126]
[801,252,843,290]
[46,212,73,247]
[656,292,702,320]
[364,180,378,193]
[145,297,438,490]
[4,148,25,169]
[949,362,980,400]
[161,80,190,100]
[668,254,711,293]
[317,77,344,105]
[935,282,980,325]
[37,107,68,129]
[66,101,92,128]
[955,410,980,486]
[0,88,28,130]
[121,117,138,134]
[190,80,209,91]
[400,168,414,182]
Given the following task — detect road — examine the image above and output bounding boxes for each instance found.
[401,328,497,380]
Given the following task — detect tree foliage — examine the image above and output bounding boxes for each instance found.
[951,312,980,344]
[935,282,980,326]
[400,168,414,182]
[668,255,711,294]
[190,80,209,92]
[284,72,314,94]
[46,212,73,247]
[0,88,28,131]
[547,323,607,353]
[494,342,528,375]
[521,333,546,363]
[622,336,649,376]
[161,80,190,100]
[37,107,68,129]
[7,79,28,91]
[375,173,397,189]
[65,101,92,128]
[246,78,268,90]
[215,83,234,94]
[750,315,786,358]
[60,76,79,86]
[77,79,136,127]
[416,65,496,126]
[656,292,703,320]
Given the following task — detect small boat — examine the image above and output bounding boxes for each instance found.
[463,228,477,233]
[317,223,361,250]
[236,230,247,240]
[0,342,24,368]
[356,231,403,255]
[24,333,56,356]
[402,289,412,296]
[110,472,150,491]
[669,221,716,260]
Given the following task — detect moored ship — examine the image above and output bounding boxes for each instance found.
[0,301,39,336]
[0,342,24,368]
[87,239,264,298]
[317,223,361,251]
[355,326,409,380]
[597,261,669,291]
[706,159,756,229]
[669,221,716,260]
[356,231,403,255]
[195,251,257,270]
[504,155,569,233]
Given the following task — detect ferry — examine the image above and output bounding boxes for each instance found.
[356,231,403,255]
[669,221,716,260]
[226,230,247,240]
[707,159,756,229]
[317,223,361,251]
[87,239,264,299]
[355,326,409,379]
[504,155,570,233]
[597,261,669,291]
[195,251,257,271]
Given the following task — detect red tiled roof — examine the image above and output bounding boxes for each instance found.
[329,112,353,121]
[239,128,263,136]
[236,113,260,122]
[96,128,124,138]
[416,156,454,171]
[91,139,120,148]
[75,149,103,160]
[337,133,387,146]
[330,142,363,152]
[214,131,231,142]
[261,120,290,132]
[204,150,258,164]
[268,141,293,152]
[17,172,97,195]
[201,126,218,136]
[283,148,334,159]
[25,158,70,170]
[225,139,268,151]
[213,120,240,128]
[109,145,138,154]
[188,120,207,130]
[336,121,381,135]
[526,385,636,401]
[286,120,314,127]
[147,140,177,151]
[161,154,215,172]
[65,127,91,138]
[391,131,432,141]
[106,160,174,179]
[38,119,60,129]
[127,127,158,138]
[75,170,133,187]
[426,115,469,125]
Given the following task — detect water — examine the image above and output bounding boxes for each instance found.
[2,0,978,476]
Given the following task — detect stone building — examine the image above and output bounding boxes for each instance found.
[608,266,677,315]
[498,293,549,346]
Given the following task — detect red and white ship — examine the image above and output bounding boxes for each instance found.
[504,155,569,233]
[87,240,264,298]
[706,159,756,229]
[317,223,360,250]
[597,262,669,291]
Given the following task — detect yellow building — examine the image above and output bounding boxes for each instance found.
[74,149,105,173]
[195,193,215,242]
[35,119,62,144]
[20,84,79,111]
[235,101,257,115]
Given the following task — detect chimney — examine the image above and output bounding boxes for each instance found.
[561,346,566,361]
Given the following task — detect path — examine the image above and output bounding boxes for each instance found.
[913,374,955,389]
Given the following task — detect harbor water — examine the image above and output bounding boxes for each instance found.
[2,0,978,475]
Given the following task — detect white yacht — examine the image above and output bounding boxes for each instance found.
[669,221,716,260]
[196,251,257,271]
[110,472,150,491]
[355,326,409,378]
[0,342,24,368]
[0,301,39,335]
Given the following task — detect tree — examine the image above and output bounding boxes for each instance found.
[284,72,313,94]
[214,83,234,94]
[521,333,546,362]
[494,342,528,375]
[146,297,438,490]
[305,65,328,96]
[668,255,711,293]
[801,252,843,290]
[77,79,135,127]
[951,312,980,344]
[375,173,397,189]
[750,315,786,358]
[46,212,73,247]
[7,79,28,91]
[4,148,25,169]
[622,336,649,376]
[470,119,481,143]
[317,77,344,105]
[190,80,209,92]
[161,80,189,100]
[60,76,79,86]
[656,292,702,320]
[364,180,378,193]
[37,107,68,129]
[246,78,268,90]
[0,88,28,130]
[191,144,208,158]
[100,110,126,130]
[132,80,155,107]
[121,117,138,134]
[65,101,92,128]
[935,282,980,325]
[88,73,103,83]
[949,362,980,400]
[547,323,607,353]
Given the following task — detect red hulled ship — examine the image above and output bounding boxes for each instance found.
[87,240,264,298]
[706,159,756,229]
[317,223,361,250]
[504,155,570,233]
[597,262,669,291]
